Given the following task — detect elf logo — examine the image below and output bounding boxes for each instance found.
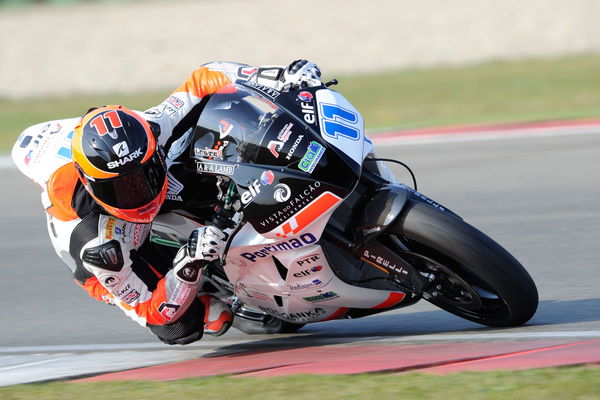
[301,102,315,124]
[241,179,262,204]
[293,265,323,277]
[241,171,275,204]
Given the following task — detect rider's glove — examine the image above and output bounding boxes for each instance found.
[281,59,322,91]
[173,226,227,284]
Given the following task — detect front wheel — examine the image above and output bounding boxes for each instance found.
[389,200,538,327]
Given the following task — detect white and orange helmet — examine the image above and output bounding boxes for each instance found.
[72,105,167,223]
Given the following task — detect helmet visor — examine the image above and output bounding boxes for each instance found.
[85,152,166,210]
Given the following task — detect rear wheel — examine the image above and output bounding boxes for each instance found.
[389,200,538,327]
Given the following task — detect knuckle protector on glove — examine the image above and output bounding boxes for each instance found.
[289,59,308,73]
[187,229,199,259]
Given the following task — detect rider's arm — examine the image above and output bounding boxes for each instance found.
[142,60,323,150]
[74,214,200,327]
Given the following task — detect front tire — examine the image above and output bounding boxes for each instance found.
[390,200,538,327]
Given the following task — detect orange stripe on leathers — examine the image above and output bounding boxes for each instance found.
[173,67,232,98]
[79,275,172,325]
[46,162,80,221]
[119,278,170,325]
[77,277,113,304]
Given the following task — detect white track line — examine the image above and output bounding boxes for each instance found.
[1,331,598,354]
[0,357,67,372]
[0,340,245,354]
[386,331,600,342]
[370,123,600,145]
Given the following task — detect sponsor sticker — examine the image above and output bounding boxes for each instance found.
[271,192,342,238]
[362,249,409,276]
[112,141,129,157]
[196,161,236,176]
[121,289,141,304]
[158,303,180,321]
[242,80,281,99]
[286,278,328,291]
[99,274,120,288]
[105,217,117,239]
[132,224,148,246]
[219,119,234,139]
[195,147,223,159]
[240,170,275,205]
[240,233,317,262]
[277,123,293,142]
[166,171,184,202]
[167,282,192,306]
[268,140,284,158]
[292,265,322,278]
[107,148,143,169]
[166,96,184,109]
[285,135,304,160]
[113,283,132,297]
[259,181,322,229]
[298,91,313,102]
[261,170,275,185]
[273,183,291,202]
[298,141,325,173]
[266,114,293,159]
[297,254,320,266]
[258,306,326,322]
[300,100,316,124]
[303,291,339,303]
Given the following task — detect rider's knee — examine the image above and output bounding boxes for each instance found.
[147,297,205,345]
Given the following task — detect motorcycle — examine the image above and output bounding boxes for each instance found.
[150,79,539,334]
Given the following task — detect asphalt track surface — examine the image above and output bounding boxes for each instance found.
[1,122,599,385]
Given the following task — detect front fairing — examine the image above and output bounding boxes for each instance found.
[187,84,366,238]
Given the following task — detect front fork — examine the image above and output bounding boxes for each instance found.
[323,169,460,297]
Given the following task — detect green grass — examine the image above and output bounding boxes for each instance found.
[1,367,599,399]
[335,54,600,130]
[3,54,600,153]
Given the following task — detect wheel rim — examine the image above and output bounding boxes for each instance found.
[393,238,512,324]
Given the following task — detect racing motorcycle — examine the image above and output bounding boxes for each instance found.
[151,79,539,334]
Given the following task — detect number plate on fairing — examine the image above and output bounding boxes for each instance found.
[315,89,365,167]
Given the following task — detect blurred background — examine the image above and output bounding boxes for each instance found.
[1,1,600,392]
[1,0,600,151]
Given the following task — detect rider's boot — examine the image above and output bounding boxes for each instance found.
[198,294,233,336]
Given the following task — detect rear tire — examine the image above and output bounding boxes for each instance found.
[390,200,538,327]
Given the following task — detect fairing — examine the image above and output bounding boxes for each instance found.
[187,84,364,239]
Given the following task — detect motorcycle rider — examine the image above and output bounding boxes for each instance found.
[11,60,323,345]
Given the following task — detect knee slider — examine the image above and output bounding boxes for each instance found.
[147,297,205,345]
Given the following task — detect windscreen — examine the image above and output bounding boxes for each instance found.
[192,86,281,164]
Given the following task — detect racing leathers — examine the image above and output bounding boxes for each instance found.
[11,61,323,345]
